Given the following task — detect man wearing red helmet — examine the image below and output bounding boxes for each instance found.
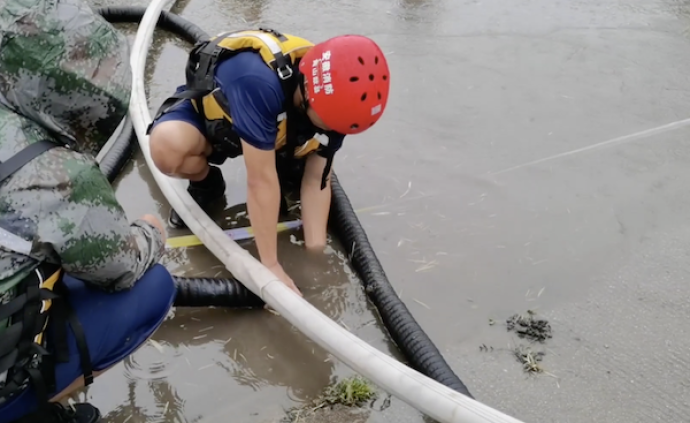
[147,29,390,295]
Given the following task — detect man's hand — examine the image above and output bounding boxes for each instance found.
[139,214,166,244]
[266,262,303,296]
[300,153,332,250]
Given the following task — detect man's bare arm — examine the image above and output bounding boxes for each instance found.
[241,140,303,296]
[300,153,332,250]
[241,139,281,266]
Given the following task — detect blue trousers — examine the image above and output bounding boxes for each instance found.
[0,264,176,422]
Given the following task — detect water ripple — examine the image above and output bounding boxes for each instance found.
[123,339,181,382]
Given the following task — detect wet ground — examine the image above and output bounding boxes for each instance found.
[82,0,690,421]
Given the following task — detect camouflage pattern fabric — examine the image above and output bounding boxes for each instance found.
[0,0,165,368]
[0,107,166,294]
[0,0,132,156]
[0,0,166,289]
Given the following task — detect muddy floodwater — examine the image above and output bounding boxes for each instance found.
[80,0,690,421]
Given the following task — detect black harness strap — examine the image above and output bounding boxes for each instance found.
[0,140,58,185]
[51,281,93,385]
[0,289,58,324]
[258,27,288,42]
[0,267,60,405]
[0,140,93,405]
[0,267,93,406]
[147,27,338,187]
[146,32,235,136]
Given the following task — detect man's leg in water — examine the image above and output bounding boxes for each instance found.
[0,265,176,423]
[148,86,227,228]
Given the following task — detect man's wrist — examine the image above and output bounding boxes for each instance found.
[261,258,280,269]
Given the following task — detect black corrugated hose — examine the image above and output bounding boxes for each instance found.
[327,173,473,397]
[96,7,473,398]
[173,276,264,308]
[98,115,135,184]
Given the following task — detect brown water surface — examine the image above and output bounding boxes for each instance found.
[79,0,690,421]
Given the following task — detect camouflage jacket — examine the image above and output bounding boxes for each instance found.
[0,0,165,313]
[0,106,166,296]
[0,0,168,394]
[0,105,166,396]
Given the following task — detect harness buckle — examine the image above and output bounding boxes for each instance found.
[277,64,293,80]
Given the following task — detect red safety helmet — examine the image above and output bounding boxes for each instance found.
[298,35,390,135]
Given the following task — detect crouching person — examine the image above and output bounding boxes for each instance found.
[0,0,172,422]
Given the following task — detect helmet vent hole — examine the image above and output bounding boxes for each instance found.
[351,123,359,130]
[377,92,382,100]
[361,92,367,101]
[350,76,359,82]
[375,56,379,64]
[383,75,388,81]
[369,74,374,81]
[358,56,365,65]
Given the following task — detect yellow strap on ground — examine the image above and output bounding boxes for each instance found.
[165,195,432,249]
[166,220,301,249]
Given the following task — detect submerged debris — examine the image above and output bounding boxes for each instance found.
[506,310,552,343]
[513,345,545,374]
[482,310,555,375]
[282,376,378,423]
[506,310,552,374]
[320,376,378,408]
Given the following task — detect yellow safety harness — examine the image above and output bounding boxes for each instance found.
[147,27,342,189]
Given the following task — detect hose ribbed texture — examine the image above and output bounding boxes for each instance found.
[97,6,210,43]
[329,172,474,398]
[96,7,473,399]
[172,276,265,308]
[99,115,135,183]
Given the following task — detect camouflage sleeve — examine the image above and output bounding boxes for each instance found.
[44,154,165,292]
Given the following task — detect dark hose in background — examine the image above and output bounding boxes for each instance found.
[328,173,473,397]
[99,115,135,183]
[96,6,473,398]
